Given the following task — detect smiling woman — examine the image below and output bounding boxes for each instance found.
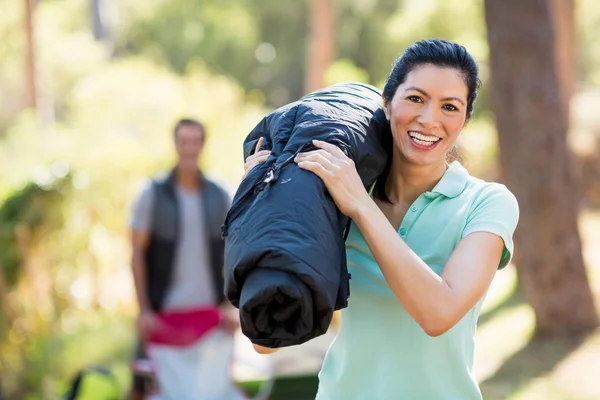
[383,65,467,164]
[248,39,519,400]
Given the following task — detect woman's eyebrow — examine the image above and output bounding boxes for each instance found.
[405,86,466,106]
[442,96,466,106]
[405,86,430,98]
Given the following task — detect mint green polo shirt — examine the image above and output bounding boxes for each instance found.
[316,161,519,400]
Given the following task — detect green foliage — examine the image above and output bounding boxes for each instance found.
[0,171,70,287]
[0,7,266,394]
[0,167,72,397]
[578,0,600,85]
[114,0,493,108]
[117,0,259,75]
[325,59,370,86]
[115,0,308,106]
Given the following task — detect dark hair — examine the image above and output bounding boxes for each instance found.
[376,39,480,203]
[173,118,206,142]
[383,39,480,120]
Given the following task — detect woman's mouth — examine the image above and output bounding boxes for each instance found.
[408,131,441,150]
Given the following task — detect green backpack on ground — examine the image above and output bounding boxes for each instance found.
[65,366,119,400]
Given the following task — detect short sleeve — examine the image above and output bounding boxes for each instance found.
[130,180,155,231]
[462,183,519,269]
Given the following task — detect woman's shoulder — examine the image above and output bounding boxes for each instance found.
[441,162,515,203]
[462,173,519,216]
[466,172,516,195]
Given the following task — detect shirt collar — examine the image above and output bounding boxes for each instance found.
[428,161,469,198]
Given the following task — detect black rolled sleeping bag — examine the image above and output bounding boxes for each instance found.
[221,82,391,348]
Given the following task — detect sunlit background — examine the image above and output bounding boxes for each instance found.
[1,0,600,399]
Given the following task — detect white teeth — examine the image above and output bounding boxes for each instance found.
[412,137,435,146]
[408,131,440,143]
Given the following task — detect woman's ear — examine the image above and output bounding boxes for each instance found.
[382,98,391,121]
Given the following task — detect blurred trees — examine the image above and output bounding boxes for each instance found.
[1,0,600,396]
[485,0,599,337]
[305,0,335,94]
[113,0,492,107]
[114,0,308,106]
[4,0,600,122]
[0,48,267,396]
[0,172,71,396]
[0,2,267,393]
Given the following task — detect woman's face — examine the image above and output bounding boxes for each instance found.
[385,64,469,167]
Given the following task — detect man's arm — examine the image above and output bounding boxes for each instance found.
[131,229,151,313]
[129,182,157,338]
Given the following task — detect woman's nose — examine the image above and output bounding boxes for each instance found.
[417,104,440,129]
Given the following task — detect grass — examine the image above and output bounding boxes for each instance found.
[475,210,600,400]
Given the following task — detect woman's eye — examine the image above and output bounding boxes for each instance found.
[407,95,423,103]
[443,104,458,112]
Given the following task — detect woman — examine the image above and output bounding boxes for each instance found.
[245,39,519,399]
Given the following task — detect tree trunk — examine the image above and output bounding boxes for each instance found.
[304,0,335,94]
[550,0,575,118]
[24,0,37,110]
[484,0,598,337]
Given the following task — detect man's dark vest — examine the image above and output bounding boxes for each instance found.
[145,169,228,311]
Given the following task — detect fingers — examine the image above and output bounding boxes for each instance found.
[243,138,348,182]
[242,149,271,179]
[296,148,337,164]
[254,137,265,153]
[244,149,270,169]
[312,139,347,158]
[245,150,270,165]
[294,150,337,170]
[295,140,349,167]
[253,149,271,157]
[244,152,270,171]
[246,150,271,164]
[296,159,329,178]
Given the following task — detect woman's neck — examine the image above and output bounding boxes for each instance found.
[385,152,448,206]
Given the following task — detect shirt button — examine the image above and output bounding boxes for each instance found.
[399,228,407,236]
[410,206,418,212]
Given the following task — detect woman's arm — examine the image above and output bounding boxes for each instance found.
[354,201,503,336]
[295,140,517,336]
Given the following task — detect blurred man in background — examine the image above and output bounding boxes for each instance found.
[128,118,238,399]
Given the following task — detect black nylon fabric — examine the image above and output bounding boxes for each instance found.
[221,82,391,348]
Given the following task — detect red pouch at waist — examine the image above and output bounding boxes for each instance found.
[147,307,221,347]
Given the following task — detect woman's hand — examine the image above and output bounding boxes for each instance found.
[252,343,280,355]
[294,140,371,219]
[243,137,271,179]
